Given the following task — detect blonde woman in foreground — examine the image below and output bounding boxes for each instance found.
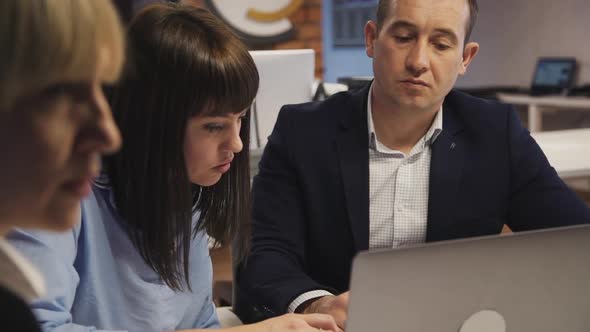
[0,0,125,330]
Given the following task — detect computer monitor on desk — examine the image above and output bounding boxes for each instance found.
[530,57,577,96]
[249,49,315,149]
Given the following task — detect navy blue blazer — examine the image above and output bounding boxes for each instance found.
[235,84,590,319]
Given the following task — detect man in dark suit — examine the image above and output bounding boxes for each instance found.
[235,0,590,329]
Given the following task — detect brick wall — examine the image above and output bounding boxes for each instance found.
[184,0,323,78]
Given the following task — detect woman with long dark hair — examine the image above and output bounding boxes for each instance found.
[9,3,337,332]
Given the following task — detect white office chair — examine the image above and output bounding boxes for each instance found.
[249,49,315,149]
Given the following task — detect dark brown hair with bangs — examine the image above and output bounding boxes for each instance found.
[104,3,258,291]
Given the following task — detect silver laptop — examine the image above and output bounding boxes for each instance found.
[347,225,590,332]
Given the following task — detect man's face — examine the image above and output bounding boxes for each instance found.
[365,0,479,113]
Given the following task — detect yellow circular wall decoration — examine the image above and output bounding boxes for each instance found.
[246,0,304,23]
[204,0,305,45]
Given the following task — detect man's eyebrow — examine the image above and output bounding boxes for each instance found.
[432,28,459,44]
[388,20,460,45]
[389,20,418,32]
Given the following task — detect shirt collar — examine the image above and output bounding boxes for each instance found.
[367,82,443,152]
[0,238,45,302]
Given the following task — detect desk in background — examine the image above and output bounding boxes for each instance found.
[497,93,590,132]
[532,128,590,179]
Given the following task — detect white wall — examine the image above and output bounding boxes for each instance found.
[322,0,590,87]
[457,0,590,88]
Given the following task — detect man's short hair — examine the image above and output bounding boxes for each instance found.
[375,0,479,44]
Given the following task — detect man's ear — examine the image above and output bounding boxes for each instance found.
[458,42,479,75]
[364,20,378,58]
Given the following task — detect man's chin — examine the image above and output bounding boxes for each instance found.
[397,92,446,112]
[398,99,437,113]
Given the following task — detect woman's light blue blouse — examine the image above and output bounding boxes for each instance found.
[8,184,220,331]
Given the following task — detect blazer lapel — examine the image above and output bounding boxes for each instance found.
[427,101,465,242]
[336,86,370,251]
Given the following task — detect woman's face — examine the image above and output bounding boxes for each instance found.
[184,109,247,187]
[0,53,121,233]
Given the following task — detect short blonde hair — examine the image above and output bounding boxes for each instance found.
[0,0,125,111]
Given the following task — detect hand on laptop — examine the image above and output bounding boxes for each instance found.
[180,313,338,332]
[256,313,339,332]
[300,292,349,331]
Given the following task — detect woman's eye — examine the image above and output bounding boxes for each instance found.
[41,83,69,98]
[204,123,224,133]
[41,83,88,102]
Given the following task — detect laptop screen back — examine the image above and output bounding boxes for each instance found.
[347,225,590,332]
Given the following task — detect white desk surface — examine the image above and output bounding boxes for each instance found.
[532,128,590,179]
[497,94,590,132]
[497,93,590,108]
